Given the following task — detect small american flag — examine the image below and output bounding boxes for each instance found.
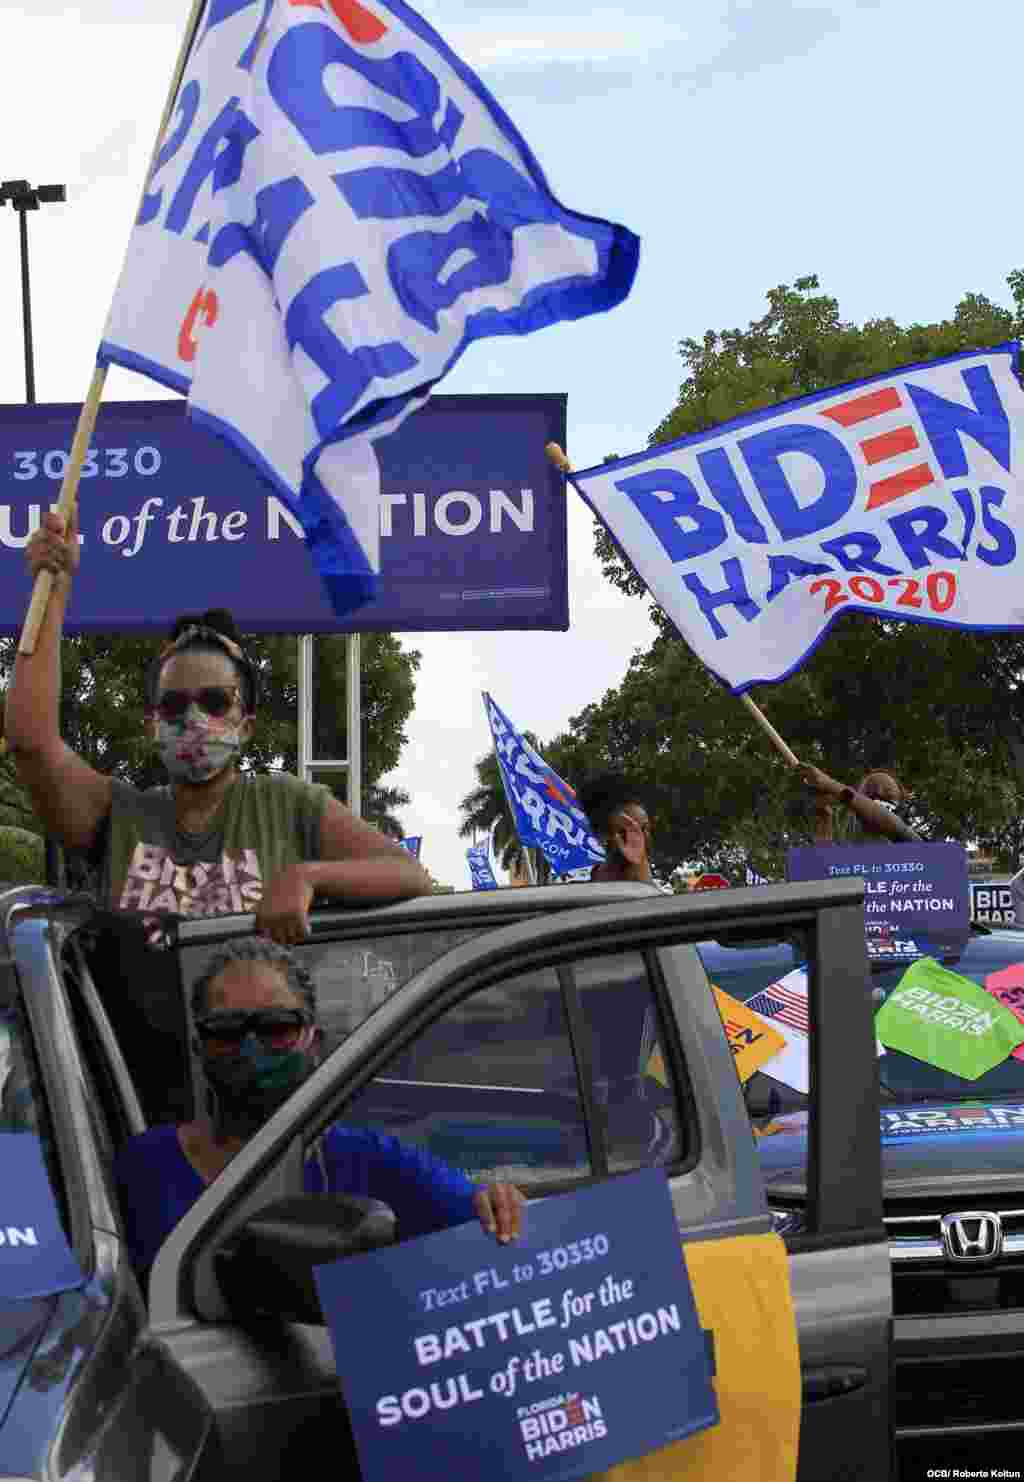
[747,980,808,1035]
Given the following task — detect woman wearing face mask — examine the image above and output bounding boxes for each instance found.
[4,510,431,943]
[113,939,525,1288]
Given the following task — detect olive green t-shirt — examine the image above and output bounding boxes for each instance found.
[101,771,331,917]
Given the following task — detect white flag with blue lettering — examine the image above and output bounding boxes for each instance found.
[101,0,639,616]
[572,346,1024,692]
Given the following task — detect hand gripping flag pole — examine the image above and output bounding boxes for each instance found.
[544,441,800,770]
[18,0,210,657]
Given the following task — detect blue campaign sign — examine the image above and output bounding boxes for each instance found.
[0,1135,84,1300]
[314,1169,717,1482]
[466,844,499,891]
[400,838,423,860]
[786,843,970,962]
[970,880,1016,924]
[0,395,567,636]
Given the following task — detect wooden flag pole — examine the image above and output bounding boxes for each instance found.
[545,441,802,770]
[18,0,210,656]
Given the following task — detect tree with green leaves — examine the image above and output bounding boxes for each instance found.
[363,783,411,841]
[0,751,44,883]
[569,271,1024,876]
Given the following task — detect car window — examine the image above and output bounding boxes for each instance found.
[179,928,485,1058]
[299,931,484,1052]
[0,978,70,1238]
[573,950,688,1172]
[704,928,1024,1201]
[340,964,592,1188]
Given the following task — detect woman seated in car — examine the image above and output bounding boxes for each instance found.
[114,938,524,1287]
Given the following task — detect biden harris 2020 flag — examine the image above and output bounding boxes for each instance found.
[466,842,498,891]
[100,0,639,617]
[572,345,1024,692]
[483,692,605,877]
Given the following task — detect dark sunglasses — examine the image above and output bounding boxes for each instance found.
[154,685,241,722]
[195,1009,311,1055]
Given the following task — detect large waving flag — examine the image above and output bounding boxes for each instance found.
[101,0,639,616]
[571,345,1024,691]
[483,692,605,877]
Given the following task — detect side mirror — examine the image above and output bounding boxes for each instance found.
[216,1194,396,1325]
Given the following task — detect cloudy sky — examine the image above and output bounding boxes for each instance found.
[0,0,1020,887]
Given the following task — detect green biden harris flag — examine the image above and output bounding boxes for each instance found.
[876,958,1024,1080]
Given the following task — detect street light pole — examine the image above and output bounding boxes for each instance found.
[1,181,66,403]
[1,179,67,886]
[17,205,35,403]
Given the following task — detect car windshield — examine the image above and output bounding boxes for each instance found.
[0,972,68,1244]
[698,927,1024,1113]
[0,986,49,1137]
[873,929,1024,1102]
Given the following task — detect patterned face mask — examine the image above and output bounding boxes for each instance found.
[202,1029,318,1138]
[156,707,243,784]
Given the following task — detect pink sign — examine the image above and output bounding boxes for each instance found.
[985,964,1024,1061]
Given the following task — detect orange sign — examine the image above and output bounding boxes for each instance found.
[646,988,786,1087]
[712,987,787,1082]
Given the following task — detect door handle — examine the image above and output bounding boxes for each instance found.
[802,1365,868,1402]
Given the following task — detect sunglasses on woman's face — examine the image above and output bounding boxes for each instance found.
[195,1008,310,1056]
[154,685,241,722]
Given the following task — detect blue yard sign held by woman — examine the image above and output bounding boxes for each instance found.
[0,1135,84,1301]
[314,1169,718,1482]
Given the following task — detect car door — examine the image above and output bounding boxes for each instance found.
[146,881,889,1480]
[0,894,221,1482]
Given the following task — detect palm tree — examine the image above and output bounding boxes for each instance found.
[457,739,554,884]
[363,783,411,841]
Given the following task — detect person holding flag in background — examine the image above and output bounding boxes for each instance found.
[554,340,1024,802]
[799,765,921,846]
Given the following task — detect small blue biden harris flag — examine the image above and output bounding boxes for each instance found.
[483,693,605,877]
[100,0,640,620]
[466,843,498,891]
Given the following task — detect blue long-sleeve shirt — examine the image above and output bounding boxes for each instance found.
[114,1123,479,1286]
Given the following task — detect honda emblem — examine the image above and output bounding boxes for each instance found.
[940,1211,1003,1263]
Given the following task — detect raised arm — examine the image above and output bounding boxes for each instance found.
[4,511,113,852]
[797,763,920,844]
